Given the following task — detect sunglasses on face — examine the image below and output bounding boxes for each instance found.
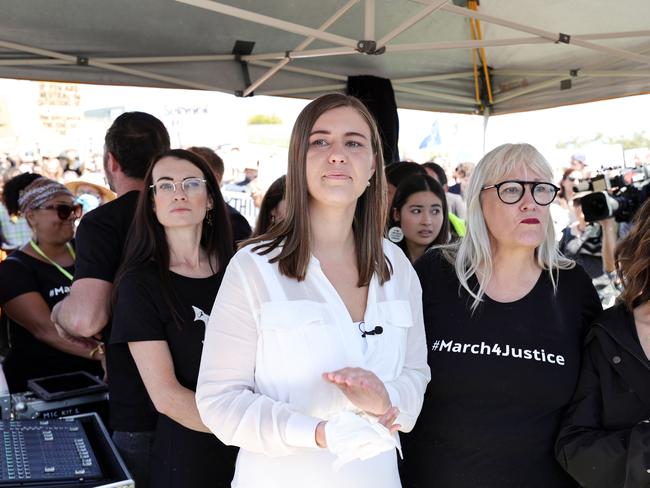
[37,203,83,220]
[481,180,560,206]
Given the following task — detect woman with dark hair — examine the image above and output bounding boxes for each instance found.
[0,174,103,391]
[110,149,236,488]
[387,174,450,263]
[252,175,286,237]
[556,199,650,488]
[384,161,426,213]
[196,94,429,488]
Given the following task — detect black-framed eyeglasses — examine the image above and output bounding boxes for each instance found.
[149,177,207,195]
[37,203,83,220]
[481,180,560,206]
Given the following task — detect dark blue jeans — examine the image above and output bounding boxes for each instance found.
[112,430,155,488]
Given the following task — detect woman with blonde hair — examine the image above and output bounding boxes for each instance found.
[196,93,429,488]
[401,143,601,488]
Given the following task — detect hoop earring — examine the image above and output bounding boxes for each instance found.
[388,226,404,243]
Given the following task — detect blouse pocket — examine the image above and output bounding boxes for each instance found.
[369,300,414,381]
[256,300,333,406]
[259,300,323,331]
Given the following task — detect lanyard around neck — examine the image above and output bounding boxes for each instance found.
[29,240,75,282]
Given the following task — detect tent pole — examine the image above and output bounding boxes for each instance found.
[243,60,290,96]
[393,85,476,105]
[365,0,375,40]
[0,40,219,91]
[469,1,493,104]
[242,0,356,97]
[242,0,359,96]
[577,30,650,40]
[569,38,650,66]
[384,37,549,52]
[492,43,650,104]
[0,59,69,66]
[260,84,346,96]
[442,4,650,66]
[93,55,235,63]
[244,37,551,62]
[395,71,474,83]
[0,54,237,66]
[495,69,650,78]
[469,17,481,104]
[377,0,448,47]
[245,47,356,61]
[248,60,347,81]
[483,107,490,154]
[493,76,569,104]
[175,0,358,48]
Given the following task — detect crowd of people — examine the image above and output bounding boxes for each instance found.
[0,93,648,488]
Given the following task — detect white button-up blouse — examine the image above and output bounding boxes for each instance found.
[196,239,430,488]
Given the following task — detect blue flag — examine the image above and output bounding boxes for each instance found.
[419,120,442,149]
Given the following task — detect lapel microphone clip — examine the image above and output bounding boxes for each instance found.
[358,321,384,338]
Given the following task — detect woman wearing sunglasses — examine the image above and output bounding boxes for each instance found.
[0,174,104,392]
[110,150,237,488]
[400,144,602,488]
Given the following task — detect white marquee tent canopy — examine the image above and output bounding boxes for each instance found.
[1,0,649,115]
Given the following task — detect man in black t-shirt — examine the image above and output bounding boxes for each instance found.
[51,111,170,488]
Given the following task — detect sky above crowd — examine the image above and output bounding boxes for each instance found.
[1,77,648,174]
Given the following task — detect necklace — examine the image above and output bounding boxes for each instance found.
[29,240,76,281]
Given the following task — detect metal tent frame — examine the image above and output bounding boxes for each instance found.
[1,0,649,114]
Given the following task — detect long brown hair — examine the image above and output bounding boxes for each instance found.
[113,149,234,327]
[245,93,391,286]
[615,198,650,310]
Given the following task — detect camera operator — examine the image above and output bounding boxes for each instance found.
[559,192,617,281]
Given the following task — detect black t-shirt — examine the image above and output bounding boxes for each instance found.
[73,190,152,431]
[401,250,602,488]
[74,190,139,282]
[227,203,252,244]
[0,249,102,392]
[111,264,236,487]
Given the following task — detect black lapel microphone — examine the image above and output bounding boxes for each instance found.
[359,321,383,338]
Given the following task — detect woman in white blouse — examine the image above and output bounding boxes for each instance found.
[196,93,430,488]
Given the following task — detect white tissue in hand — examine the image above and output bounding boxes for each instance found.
[325,411,399,471]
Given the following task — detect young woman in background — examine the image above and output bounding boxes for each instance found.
[387,174,450,263]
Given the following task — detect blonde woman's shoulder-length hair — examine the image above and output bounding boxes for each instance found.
[243,92,391,287]
[441,143,574,312]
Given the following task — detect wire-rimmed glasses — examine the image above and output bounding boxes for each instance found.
[149,177,207,196]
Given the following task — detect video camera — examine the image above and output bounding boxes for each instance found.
[573,165,650,222]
